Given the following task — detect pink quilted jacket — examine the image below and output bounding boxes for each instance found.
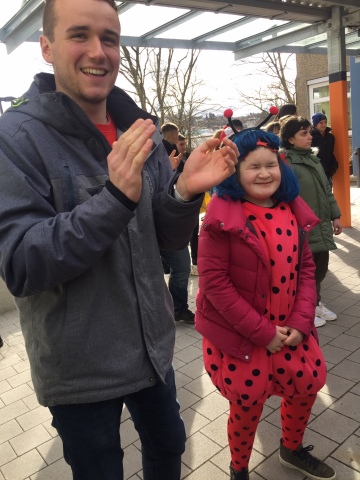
[195,195,320,362]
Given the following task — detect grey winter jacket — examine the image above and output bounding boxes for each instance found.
[311,127,338,177]
[0,73,202,406]
[284,147,341,253]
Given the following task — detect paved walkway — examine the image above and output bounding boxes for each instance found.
[1,188,360,480]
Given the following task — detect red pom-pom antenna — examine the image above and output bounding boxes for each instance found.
[223,108,238,136]
[223,108,233,119]
[256,106,279,129]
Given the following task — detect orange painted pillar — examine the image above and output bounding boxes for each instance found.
[327,6,351,227]
[329,76,351,227]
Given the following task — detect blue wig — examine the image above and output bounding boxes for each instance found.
[216,129,300,202]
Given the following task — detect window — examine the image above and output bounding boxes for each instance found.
[307,75,352,131]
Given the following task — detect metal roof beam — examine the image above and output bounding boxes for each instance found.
[234,21,328,59]
[234,21,302,49]
[306,30,360,49]
[271,45,360,57]
[343,10,360,27]
[117,3,136,13]
[193,16,255,43]
[271,44,359,55]
[141,11,202,40]
[19,29,360,56]
[271,45,322,53]
[322,0,360,8]
[0,0,44,54]
[0,0,43,38]
[120,35,237,50]
[190,0,329,21]
[19,33,237,51]
[119,0,329,21]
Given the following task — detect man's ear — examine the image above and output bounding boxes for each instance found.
[40,35,54,65]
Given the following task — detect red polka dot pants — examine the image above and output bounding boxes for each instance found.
[228,394,317,470]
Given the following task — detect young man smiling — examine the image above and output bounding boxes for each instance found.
[0,0,239,479]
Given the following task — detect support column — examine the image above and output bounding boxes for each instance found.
[327,6,351,226]
[350,57,360,181]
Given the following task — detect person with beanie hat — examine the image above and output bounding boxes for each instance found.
[312,113,327,128]
[311,113,338,186]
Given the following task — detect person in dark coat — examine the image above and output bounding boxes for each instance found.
[161,122,182,171]
[311,113,338,187]
[160,129,195,323]
[275,103,297,121]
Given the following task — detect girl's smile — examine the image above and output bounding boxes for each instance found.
[237,147,281,207]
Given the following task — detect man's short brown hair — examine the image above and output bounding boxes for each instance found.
[160,122,179,135]
[42,0,118,41]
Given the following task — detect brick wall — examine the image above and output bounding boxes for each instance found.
[296,54,350,118]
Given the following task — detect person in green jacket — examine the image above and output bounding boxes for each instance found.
[280,116,343,328]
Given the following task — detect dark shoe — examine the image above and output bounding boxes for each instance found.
[279,439,336,479]
[230,466,249,480]
[174,309,195,324]
[0,336,3,348]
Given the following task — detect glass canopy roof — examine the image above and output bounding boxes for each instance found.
[0,0,359,58]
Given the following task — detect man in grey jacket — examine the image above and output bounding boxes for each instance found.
[0,0,238,479]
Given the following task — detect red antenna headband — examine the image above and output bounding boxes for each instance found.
[224,106,279,135]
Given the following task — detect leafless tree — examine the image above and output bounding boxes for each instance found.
[120,47,213,150]
[234,52,296,113]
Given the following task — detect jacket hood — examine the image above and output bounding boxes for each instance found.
[5,72,158,136]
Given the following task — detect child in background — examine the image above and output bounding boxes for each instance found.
[280,116,342,328]
[265,120,281,135]
[195,128,336,480]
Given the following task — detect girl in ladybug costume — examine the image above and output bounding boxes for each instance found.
[195,127,336,480]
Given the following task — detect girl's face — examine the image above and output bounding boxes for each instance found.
[237,147,281,207]
[288,126,312,149]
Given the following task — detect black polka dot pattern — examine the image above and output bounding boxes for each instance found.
[200,200,328,471]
